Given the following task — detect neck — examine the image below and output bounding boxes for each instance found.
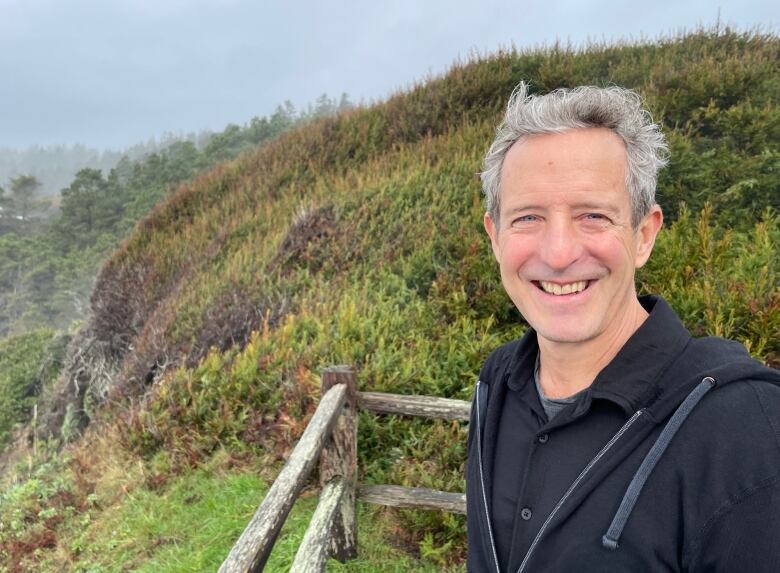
[537,297,649,399]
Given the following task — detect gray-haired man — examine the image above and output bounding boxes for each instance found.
[466,83,780,572]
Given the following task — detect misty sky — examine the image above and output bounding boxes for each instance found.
[1,0,777,150]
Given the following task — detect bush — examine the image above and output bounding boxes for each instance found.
[0,330,68,449]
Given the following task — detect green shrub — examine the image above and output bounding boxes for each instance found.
[0,330,68,449]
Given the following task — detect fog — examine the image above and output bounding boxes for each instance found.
[1,0,776,150]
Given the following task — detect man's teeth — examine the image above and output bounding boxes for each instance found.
[539,280,588,296]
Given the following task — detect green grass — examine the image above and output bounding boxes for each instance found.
[5,449,461,572]
[66,467,260,572]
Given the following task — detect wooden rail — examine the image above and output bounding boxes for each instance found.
[218,383,347,573]
[358,484,467,514]
[357,391,470,421]
[290,477,347,572]
[221,366,471,572]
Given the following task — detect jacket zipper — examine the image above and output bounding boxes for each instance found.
[476,380,501,573]
[515,408,645,573]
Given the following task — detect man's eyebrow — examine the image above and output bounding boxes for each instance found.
[571,202,621,213]
[502,205,543,214]
[502,202,621,215]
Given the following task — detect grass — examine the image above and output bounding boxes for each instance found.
[2,447,462,572]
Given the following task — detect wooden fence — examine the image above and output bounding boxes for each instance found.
[219,365,470,572]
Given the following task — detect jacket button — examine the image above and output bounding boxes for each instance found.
[538,433,549,444]
[521,507,533,521]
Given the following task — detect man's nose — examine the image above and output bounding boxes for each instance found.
[539,219,583,270]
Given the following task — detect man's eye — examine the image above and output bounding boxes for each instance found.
[512,215,538,225]
[583,213,610,222]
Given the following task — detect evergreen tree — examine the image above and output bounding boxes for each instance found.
[8,175,41,219]
[56,168,123,250]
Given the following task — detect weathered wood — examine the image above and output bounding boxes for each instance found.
[357,391,471,421]
[319,366,357,561]
[219,384,347,573]
[358,484,467,515]
[290,478,347,573]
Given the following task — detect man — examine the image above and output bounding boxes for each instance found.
[466,83,780,572]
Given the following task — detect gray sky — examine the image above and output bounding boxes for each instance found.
[1,0,776,150]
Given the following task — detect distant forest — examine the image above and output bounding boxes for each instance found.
[0,138,202,199]
[0,93,352,337]
[0,94,353,198]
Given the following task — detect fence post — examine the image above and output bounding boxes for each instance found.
[319,365,358,562]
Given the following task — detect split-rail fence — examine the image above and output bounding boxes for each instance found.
[219,365,471,572]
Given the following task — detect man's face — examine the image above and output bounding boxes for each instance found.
[484,128,662,346]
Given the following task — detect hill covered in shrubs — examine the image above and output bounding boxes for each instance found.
[1,27,778,571]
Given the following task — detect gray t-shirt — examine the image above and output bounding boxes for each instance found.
[533,353,587,420]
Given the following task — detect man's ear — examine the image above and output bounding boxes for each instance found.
[484,212,500,262]
[634,205,663,268]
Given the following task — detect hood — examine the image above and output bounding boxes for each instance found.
[602,330,780,551]
[645,334,780,423]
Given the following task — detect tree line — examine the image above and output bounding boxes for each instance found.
[0,94,353,336]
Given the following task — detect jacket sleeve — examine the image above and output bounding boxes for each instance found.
[689,476,780,572]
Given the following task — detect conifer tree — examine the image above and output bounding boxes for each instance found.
[8,174,41,219]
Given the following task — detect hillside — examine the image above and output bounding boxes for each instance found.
[2,27,779,571]
[0,95,347,339]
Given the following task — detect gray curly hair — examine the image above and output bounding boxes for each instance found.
[481,82,668,228]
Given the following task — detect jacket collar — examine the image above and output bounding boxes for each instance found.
[505,295,693,417]
[587,295,692,415]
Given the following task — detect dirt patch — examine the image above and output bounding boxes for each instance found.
[189,287,288,369]
[271,205,339,274]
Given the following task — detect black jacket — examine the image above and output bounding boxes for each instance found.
[466,296,780,572]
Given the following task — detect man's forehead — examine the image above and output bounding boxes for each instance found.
[495,128,631,220]
[503,128,627,166]
[501,198,623,213]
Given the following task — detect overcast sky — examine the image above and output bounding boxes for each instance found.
[1,0,776,150]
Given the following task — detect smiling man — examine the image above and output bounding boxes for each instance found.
[466,84,780,572]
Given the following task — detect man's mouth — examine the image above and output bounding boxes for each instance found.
[535,280,590,296]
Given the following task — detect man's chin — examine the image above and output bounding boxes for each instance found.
[532,324,599,346]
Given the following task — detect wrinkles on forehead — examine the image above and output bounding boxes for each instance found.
[496,129,630,226]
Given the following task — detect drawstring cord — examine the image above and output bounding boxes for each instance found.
[602,377,716,550]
